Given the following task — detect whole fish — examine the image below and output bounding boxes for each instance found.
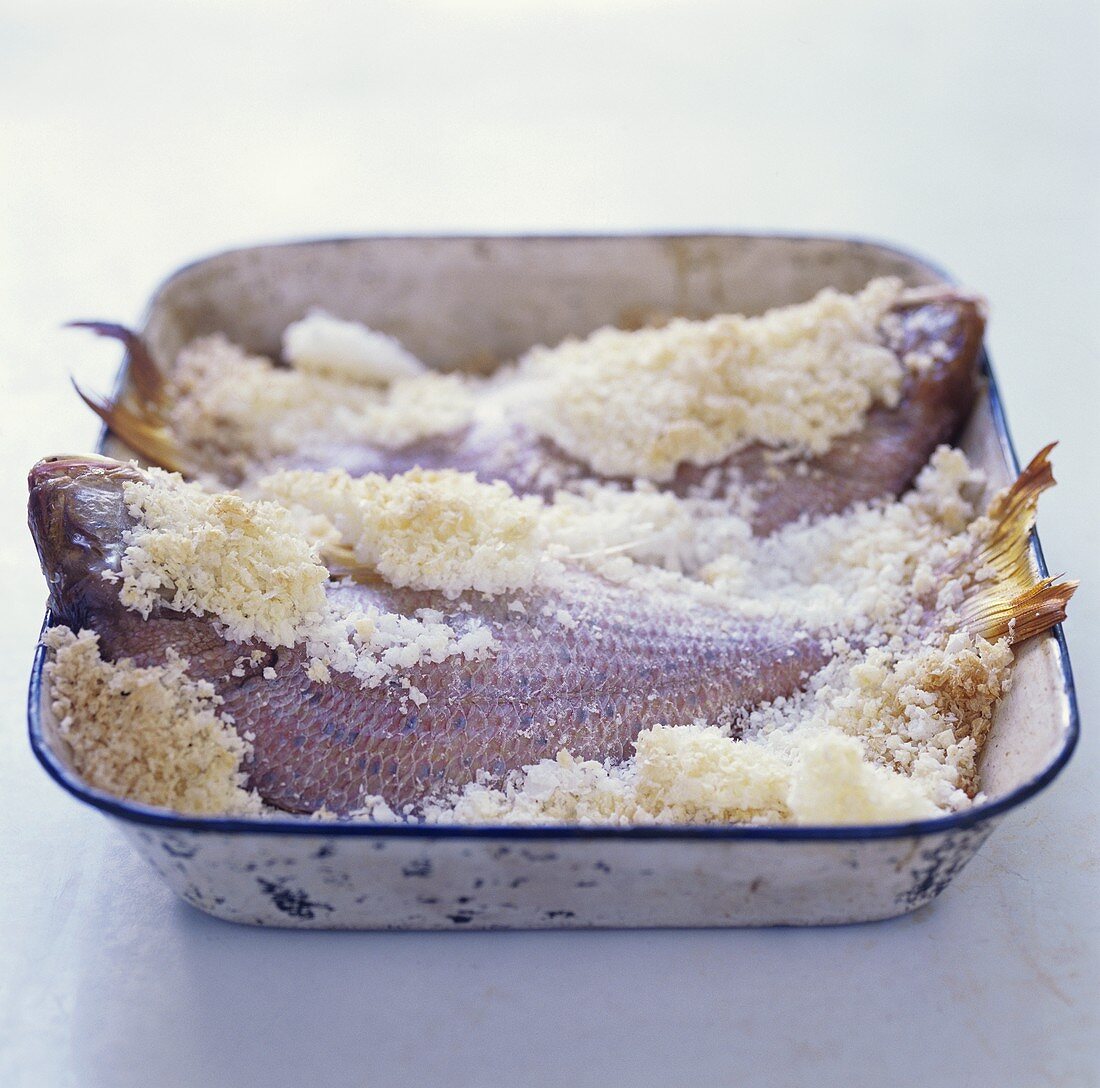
[29,447,1073,816]
[74,288,984,536]
[29,456,831,814]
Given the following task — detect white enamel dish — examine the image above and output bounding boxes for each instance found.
[27,234,1079,928]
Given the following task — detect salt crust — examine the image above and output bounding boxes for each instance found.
[169,280,912,487]
[167,334,473,474]
[282,309,425,384]
[510,277,907,480]
[115,469,499,692]
[424,727,939,826]
[261,467,546,599]
[42,627,262,816]
[116,469,331,647]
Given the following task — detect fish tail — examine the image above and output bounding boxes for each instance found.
[957,444,1077,643]
[69,322,186,473]
[68,321,167,408]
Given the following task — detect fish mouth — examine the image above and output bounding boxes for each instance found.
[28,455,142,626]
[29,452,121,490]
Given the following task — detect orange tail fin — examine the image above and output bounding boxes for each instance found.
[957,444,1076,643]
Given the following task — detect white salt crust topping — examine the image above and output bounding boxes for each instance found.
[167,334,474,474]
[509,277,907,480]
[167,279,914,488]
[282,309,426,384]
[422,726,941,826]
[113,469,500,693]
[115,468,331,648]
[43,627,262,816]
[260,467,547,599]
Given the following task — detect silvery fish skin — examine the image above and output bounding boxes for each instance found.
[77,291,984,536]
[28,457,831,815]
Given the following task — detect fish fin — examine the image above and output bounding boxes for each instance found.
[957,444,1077,643]
[72,379,188,474]
[321,543,387,586]
[68,321,167,408]
[69,322,186,472]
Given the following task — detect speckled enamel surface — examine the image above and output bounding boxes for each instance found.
[121,822,999,929]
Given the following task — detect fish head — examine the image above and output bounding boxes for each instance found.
[28,455,142,627]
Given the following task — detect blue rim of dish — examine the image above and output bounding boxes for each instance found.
[26,231,1080,842]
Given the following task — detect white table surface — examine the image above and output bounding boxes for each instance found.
[1,2,1097,1085]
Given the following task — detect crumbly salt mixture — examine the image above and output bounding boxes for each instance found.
[260,467,548,598]
[539,479,756,575]
[698,446,984,631]
[759,632,1014,804]
[256,461,755,596]
[330,603,498,691]
[509,277,908,481]
[533,446,981,634]
[424,726,939,826]
[42,627,262,815]
[115,468,332,647]
[166,279,925,489]
[258,463,760,599]
[166,334,473,475]
[282,309,426,384]
[880,297,967,375]
[113,469,498,692]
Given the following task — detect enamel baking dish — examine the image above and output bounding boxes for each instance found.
[27,234,1079,928]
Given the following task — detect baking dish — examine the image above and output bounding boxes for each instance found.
[27,233,1079,928]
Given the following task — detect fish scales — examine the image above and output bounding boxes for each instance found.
[224,578,826,814]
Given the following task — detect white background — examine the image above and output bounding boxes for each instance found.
[1,2,1097,1085]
